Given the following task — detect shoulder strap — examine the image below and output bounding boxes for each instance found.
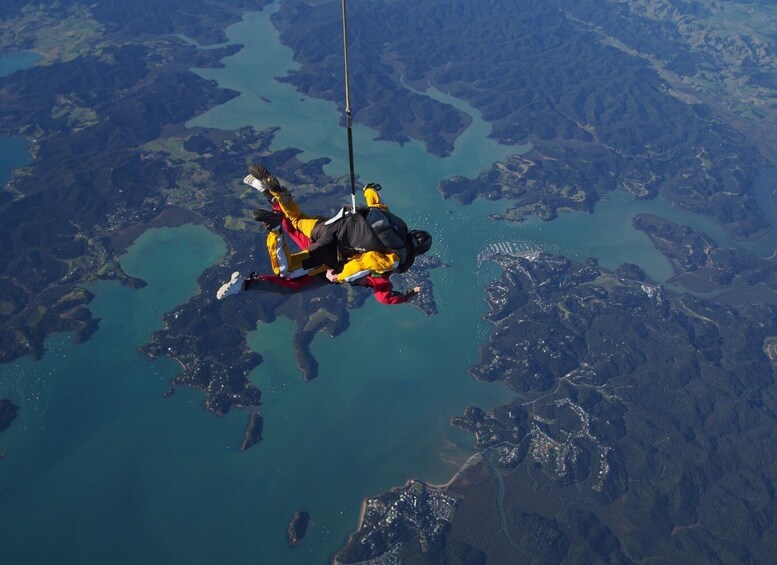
[365,208,408,252]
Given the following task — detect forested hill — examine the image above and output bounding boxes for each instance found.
[274,0,776,238]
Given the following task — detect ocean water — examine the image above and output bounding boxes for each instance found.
[0,226,232,563]
[2,5,776,565]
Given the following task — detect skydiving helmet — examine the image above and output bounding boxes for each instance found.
[408,230,433,255]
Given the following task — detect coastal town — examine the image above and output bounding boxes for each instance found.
[335,480,457,564]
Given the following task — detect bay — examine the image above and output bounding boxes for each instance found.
[0,135,31,187]
[0,51,41,78]
[0,226,235,563]
[0,52,41,186]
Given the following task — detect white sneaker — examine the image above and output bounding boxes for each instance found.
[243,174,268,193]
[216,271,244,300]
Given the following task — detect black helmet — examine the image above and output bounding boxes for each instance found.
[363,182,382,192]
[408,230,432,255]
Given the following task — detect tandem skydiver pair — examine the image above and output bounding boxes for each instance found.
[216,164,432,305]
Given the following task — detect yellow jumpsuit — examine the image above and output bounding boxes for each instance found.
[266,185,398,282]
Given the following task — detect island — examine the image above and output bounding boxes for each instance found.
[0,398,19,433]
[240,410,263,451]
[287,509,310,546]
[0,398,19,459]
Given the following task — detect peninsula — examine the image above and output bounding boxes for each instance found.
[342,240,777,561]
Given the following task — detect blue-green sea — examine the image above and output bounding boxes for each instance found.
[2,6,776,564]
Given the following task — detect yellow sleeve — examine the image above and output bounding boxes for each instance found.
[364,188,388,210]
[336,251,400,283]
[265,230,286,275]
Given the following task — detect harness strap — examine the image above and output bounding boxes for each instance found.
[341,0,357,213]
[324,207,348,225]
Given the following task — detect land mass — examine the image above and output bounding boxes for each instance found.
[287,509,310,546]
[0,0,268,364]
[0,398,19,433]
[633,213,777,304]
[0,0,440,444]
[347,234,777,561]
[272,0,775,239]
[240,410,263,451]
[3,3,777,561]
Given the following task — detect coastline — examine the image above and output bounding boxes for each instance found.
[109,207,211,254]
[349,449,485,536]
[425,451,485,490]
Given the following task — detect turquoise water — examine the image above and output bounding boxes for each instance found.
[0,51,40,77]
[0,52,40,186]
[0,226,231,563]
[0,135,31,187]
[2,5,776,565]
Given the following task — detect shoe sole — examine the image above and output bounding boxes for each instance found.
[216,271,241,300]
[249,164,271,179]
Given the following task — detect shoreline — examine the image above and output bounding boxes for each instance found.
[349,449,485,535]
[425,451,485,489]
[109,206,210,254]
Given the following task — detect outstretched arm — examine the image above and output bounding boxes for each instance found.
[373,285,421,305]
[349,275,421,305]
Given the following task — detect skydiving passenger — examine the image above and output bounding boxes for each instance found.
[216,164,432,304]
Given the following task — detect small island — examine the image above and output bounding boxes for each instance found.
[0,398,20,459]
[287,509,310,546]
[240,410,263,451]
[0,398,19,433]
